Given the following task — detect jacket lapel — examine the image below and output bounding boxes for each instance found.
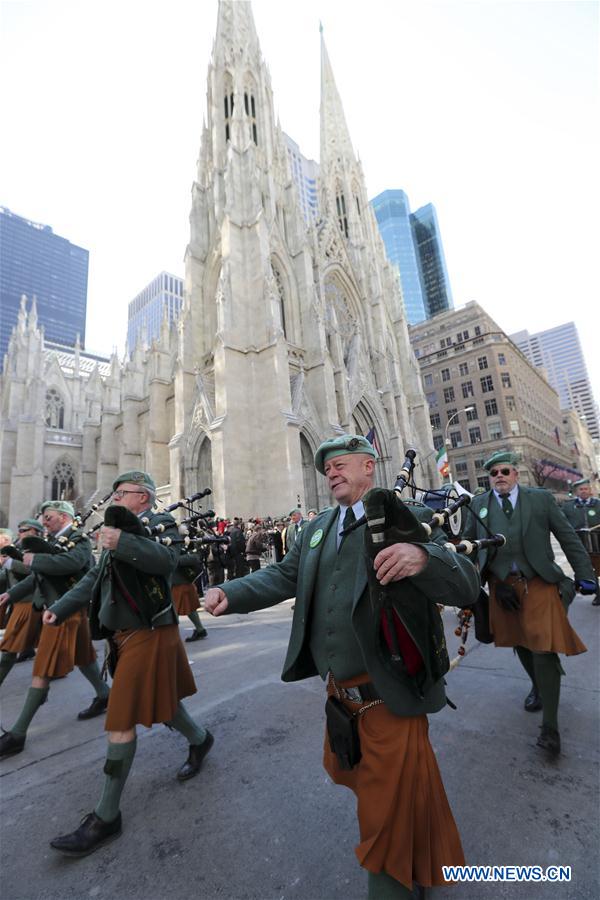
[298,508,339,608]
[518,486,532,537]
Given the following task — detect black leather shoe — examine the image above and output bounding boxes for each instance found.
[592,596,600,606]
[16,648,35,663]
[176,730,214,781]
[185,629,207,642]
[77,694,109,720]
[50,811,122,857]
[524,687,543,712]
[537,725,561,756]
[0,731,26,758]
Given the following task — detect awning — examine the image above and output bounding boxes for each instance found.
[540,460,583,484]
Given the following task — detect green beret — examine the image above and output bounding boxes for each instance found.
[40,500,75,518]
[573,478,590,488]
[314,433,378,475]
[288,508,302,516]
[18,518,44,533]
[483,450,519,471]
[112,470,156,492]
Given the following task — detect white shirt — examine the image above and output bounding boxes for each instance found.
[492,484,519,511]
[336,500,365,549]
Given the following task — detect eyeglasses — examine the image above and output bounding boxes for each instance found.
[18,527,34,533]
[489,467,512,477]
[112,489,147,499]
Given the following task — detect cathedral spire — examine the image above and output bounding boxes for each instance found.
[320,32,356,171]
[213,0,261,68]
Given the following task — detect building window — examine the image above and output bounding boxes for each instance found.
[433,435,444,450]
[336,191,349,238]
[510,420,520,435]
[450,431,462,448]
[437,350,448,359]
[426,391,438,407]
[456,330,469,342]
[462,381,474,398]
[498,352,506,365]
[501,372,512,388]
[455,460,468,474]
[430,413,441,429]
[474,325,482,336]
[224,87,234,142]
[468,426,482,444]
[473,337,485,346]
[488,422,503,440]
[441,368,451,382]
[51,459,76,501]
[443,387,455,403]
[45,389,65,430]
[474,457,485,469]
[480,375,494,393]
[477,356,488,370]
[423,373,433,387]
[446,407,457,421]
[485,398,498,416]
[506,396,516,411]
[477,475,490,490]
[459,362,469,376]
[457,478,472,492]
[466,405,478,421]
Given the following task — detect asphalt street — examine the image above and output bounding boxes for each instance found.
[1,555,598,900]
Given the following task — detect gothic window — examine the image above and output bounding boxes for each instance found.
[51,459,75,501]
[224,75,234,143]
[45,389,65,430]
[323,277,357,366]
[335,189,349,238]
[272,265,287,339]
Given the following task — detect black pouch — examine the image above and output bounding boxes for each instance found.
[325,695,362,770]
[495,581,520,611]
[102,637,118,680]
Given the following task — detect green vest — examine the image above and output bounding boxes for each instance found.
[309,514,366,681]
[487,495,535,580]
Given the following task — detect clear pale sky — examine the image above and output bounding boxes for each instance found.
[1,0,598,403]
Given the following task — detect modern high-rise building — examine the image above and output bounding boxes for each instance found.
[127,271,184,354]
[410,203,454,318]
[371,190,426,324]
[284,133,319,225]
[511,323,599,441]
[0,206,89,362]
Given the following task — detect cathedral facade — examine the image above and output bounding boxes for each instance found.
[0,1,436,526]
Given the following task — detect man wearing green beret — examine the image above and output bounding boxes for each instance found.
[0,502,109,758]
[41,471,213,858]
[283,508,305,555]
[462,450,596,756]
[0,519,45,675]
[561,479,600,605]
[205,433,480,898]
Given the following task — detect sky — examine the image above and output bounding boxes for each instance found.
[1,0,599,402]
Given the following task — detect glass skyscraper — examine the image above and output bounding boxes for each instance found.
[0,206,89,362]
[284,133,320,225]
[410,203,454,318]
[371,189,426,324]
[127,271,184,354]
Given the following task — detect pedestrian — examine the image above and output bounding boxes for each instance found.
[561,478,600,605]
[245,524,267,572]
[41,471,213,857]
[172,548,208,641]
[462,451,595,756]
[0,519,45,683]
[284,508,304,554]
[226,518,247,579]
[205,434,480,899]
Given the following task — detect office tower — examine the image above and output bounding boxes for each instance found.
[410,203,454,318]
[371,189,426,324]
[284,133,320,225]
[0,206,88,361]
[511,323,599,440]
[127,271,184,354]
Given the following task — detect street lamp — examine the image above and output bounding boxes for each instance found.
[444,406,475,483]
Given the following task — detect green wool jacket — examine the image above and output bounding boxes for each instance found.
[49,509,180,634]
[220,504,480,717]
[0,557,32,598]
[7,527,93,609]
[561,497,600,532]
[462,486,595,603]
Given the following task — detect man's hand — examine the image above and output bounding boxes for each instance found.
[43,610,58,625]
[0,592,10,607]
[204,588,229,616]
[373,543,428,585]
[23,552,35,568]
[99,526,122,551]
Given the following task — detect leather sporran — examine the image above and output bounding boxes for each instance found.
[325,695,362,770]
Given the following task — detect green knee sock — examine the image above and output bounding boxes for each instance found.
[188,610,204,633]
[533,652,562,730]
[515,646,537,688]
[78,662,110,699]
[11,686,49,737]
[165,702,207,745]
[0,652,17,687]
[95,738,137,823]
[367,871,415,899]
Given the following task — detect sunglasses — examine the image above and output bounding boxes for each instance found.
[489,467,512,477]
[18,527,35,533]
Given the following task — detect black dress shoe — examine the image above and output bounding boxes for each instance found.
[185,629,208,642]
[50,811,122,857]
[16,648,35,663]
[592,596,600,606]
[524,687,543,712]
[77,694,109,720]
[537,725,561,756]
[0,731,26,758]
[177,730,214,781]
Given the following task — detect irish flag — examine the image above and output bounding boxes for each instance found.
[436,445,449,479]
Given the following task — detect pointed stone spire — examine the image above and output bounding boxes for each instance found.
[29,295,38,331]
[74,333,81,375]
[213,0,261,68]
[18,294,27,332]
[320,31,356,171]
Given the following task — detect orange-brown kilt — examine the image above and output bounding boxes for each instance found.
[0,602,42,653]
[32,608,97,678]
[323,675,465,890]
[172,583,200,616]
[489,576,587,655]
[589,553,600,578]
[104,625,197,731]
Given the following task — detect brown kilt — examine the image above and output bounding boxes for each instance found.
[0,602,42,654]
[33,608,96,678]
[323,674,465,890]
[105,624,196,732]
[172,583,200,616]
[489,576,587,655]
[589,553,600,578]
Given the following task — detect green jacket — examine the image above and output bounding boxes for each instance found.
[7,527,93,609]
[0,557,32,598]
[172,551,204,587]
[561,497,600,532]
[220,504,480,717]
[462,486,595,602]
[49,509,180,634]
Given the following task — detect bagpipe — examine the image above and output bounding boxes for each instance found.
[75,491,113,528]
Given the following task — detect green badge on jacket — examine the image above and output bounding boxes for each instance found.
[590,510,596,517]
[309,529,324,548]
[480,508,488,519]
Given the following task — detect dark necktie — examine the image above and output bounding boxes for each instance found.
[339,506,356,549]
[500,494,513,518]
